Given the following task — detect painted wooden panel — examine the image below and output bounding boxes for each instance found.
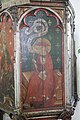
[0,13,15,107]
[20,8,64,110]
[20,8,64,111]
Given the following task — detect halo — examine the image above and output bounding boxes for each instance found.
[32,38,51,55]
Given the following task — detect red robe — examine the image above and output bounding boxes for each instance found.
[25,54,62,108]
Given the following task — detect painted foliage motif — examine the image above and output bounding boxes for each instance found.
[20,8,64,109]
[0,14,14,106]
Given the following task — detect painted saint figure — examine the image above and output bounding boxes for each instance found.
[24,38,62,108]
[21,16,62,108]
